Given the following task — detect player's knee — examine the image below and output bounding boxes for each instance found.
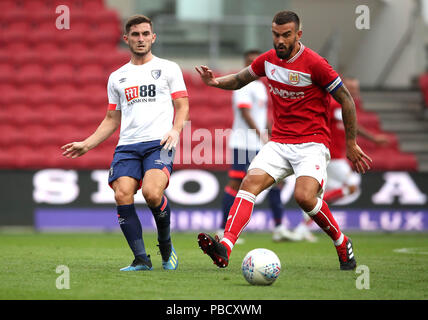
[142,189,163,207]
[114,188,134,205]
[239,176,258,194]
[294,190,316,212]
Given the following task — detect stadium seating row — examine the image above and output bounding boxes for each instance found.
[0,0,418,171]
[0,0,105,10]
[0,49,130,69]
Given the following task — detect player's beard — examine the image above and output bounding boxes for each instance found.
[274,40,295,60]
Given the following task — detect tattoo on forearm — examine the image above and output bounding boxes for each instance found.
[218,67,255,90]
[332,86,357,141]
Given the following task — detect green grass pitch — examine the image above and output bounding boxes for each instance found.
[0,231,427,300]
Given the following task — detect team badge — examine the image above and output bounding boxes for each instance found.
[271,69,276,76]
[151,69,161,80]
[288,72,300,85]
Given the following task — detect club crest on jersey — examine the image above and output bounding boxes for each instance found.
[151,69,161,80]
[288,72,300,85]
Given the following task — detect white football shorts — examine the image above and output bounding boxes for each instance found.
[248,141,331,195]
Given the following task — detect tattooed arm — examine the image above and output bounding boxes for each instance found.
[195,66,257,90]
[331,85,372,173]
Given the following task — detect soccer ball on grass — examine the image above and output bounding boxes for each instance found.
[241,248,281,285]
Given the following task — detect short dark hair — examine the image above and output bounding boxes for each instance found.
[244,49,262,59]
[272,11,300,30]
[125,14,153,34]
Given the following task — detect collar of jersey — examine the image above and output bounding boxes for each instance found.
[285,42,305,64]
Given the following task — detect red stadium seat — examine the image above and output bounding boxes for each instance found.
[3,21,31,32]
[15,64,46,85]
[22,0,50,11]
[0,63,16,84]
[56,90,87,107]
[93,9,121,27]
[12,145,58,169]
[26,90,57,107]
[45,64,75,85]
[23,124,60,146]
[81,0,105,11]
[0,50,10,64]
[0,151,17,168]
[0,30,27,47]
[54,22,90,45]
[63,42,90,53]
[0,0,18,12]
[79,64,108,85]
[71,51,101,68]
[68,104,105,126]
[32,103,67,126]
[86,28,121,47]
[99,50,131,71]
[0,88,22,106]
[0,124,28,146]
[0,10,28,24]
[34,42,60,54]
[12,51,43,66]
[38,50,73,67]
[7,103,48,126]
[32,28,58,46]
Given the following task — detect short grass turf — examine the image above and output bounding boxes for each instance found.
[0,231,427,300]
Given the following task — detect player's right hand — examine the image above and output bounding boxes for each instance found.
[195,65,219,87]
[61,142,89,158]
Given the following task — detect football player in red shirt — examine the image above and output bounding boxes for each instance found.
[195,11,371,270]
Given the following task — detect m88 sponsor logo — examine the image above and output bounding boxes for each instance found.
[125,84,157,102]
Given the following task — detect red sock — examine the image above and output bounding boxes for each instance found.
[323,188,345,203]
[306,198,343,243]
[221,190,256,257]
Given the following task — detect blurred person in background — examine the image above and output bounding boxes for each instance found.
[216,49,299,244]
[61,15,189,271]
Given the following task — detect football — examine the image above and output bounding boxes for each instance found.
[241,248,281,285]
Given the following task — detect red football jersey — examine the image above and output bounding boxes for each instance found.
[328,97,346,159]
[249,43,342,149]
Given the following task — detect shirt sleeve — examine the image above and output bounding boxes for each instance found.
[107,74,120,110]
[248,51,269,78]
[167,62,188,100]
[311,57,343,94]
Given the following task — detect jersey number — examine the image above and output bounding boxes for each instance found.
[140,84,156,97]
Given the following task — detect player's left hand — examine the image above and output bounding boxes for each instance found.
[161,129,180,150]
[346,142,372,174]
